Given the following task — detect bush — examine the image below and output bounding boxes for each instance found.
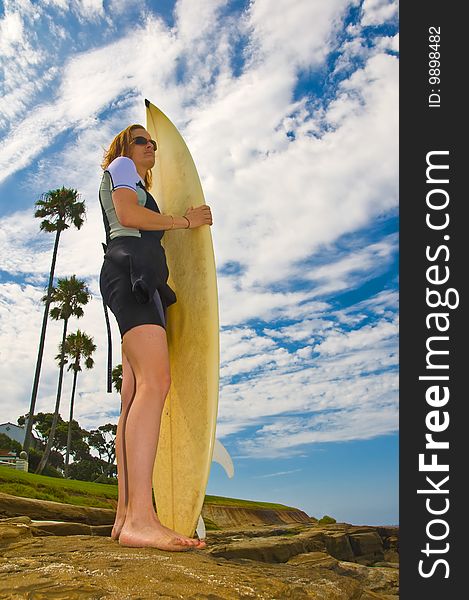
[26,448,43,473]
[318,515,336,525]
[42,464,64,478]
[67,459,103,482]
[25,448,63,478]
[91,475,118,486]
[0,433,22,455]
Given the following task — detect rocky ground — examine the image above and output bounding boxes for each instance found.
[0,493,399,599]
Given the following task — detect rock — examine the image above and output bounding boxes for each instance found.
[0,491,400,597]
[384,549,399,563]
[91,524,114,537]
[26,522,113,538]
[207,523,309,541]
[0,492,114,526]
[376,526,399,540]
[195,524,395,567]
[0,522,32,548]
[334,560,399,597]
[287,551,339,568]
[202,503,311,528]
[0,534,394,600]
[348,531,385,565]
[0,519,399,599]
[374,561,399,569]
[210,534,312,563]
[0,492,311,530]
[30,522,95,536]
[323,531,355,561]
[0,516,32,525]
[209,526,337,564]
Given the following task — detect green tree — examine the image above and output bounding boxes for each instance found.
[35,276,90,475]
[318,515,337,525]
[18,412,50,449]
[87,424,118,479]
[112,363,123,394]
[0,433,22,455]
[67,455,109,482]
[17,412,117,481]
[57,329,96,478]
[24,188,85,455]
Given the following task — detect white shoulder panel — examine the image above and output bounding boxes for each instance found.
[106,157,140,192]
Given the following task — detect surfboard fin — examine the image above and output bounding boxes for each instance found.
[212,438,234,479]
[196,514,206,540]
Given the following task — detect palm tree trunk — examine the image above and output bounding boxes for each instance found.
[35,317,68,475]
[23,228,62,454]
[64,366,78,478]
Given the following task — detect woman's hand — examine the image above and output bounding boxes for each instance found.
[184,204,213,228]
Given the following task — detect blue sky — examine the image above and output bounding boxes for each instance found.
[0,0,399,525]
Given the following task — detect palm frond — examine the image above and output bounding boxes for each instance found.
[34,187,86,234]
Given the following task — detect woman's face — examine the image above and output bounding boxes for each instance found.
[128,127,156,171]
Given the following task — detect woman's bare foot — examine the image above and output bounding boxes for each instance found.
[118,519,206,551]
[112,511,205,548]
[111,517,125,540]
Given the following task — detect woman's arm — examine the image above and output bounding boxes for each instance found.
[113,188,212,230]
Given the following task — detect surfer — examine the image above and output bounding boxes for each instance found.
[99,124,212,551]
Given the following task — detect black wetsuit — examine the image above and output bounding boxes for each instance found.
[98,157,176,391]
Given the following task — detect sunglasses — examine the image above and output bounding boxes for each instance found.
[131,136,157,151]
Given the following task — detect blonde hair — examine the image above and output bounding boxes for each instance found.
[101,124,153,190]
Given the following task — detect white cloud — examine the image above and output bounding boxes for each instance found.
[213,305,398,456]
[0,13,181,180]
[357,289,398,314]
[174,0,227,42]
[198,51,398,290]
[303,234,398,296]
[43,0,105,21]
[361,0,398,27]
[314,317,397,355]
[0,1,398,456]
[264,318,334,344]
[246,0,355,68]
[2,3,398,296]
[255,468,303,478]
[42,0,70,10]
[219,365,398,457]
[375,33,399,53]
[0,280,121,432]
[0,1,46,107]
[108,0,145,14]
[238,403,398,458]
[74,0,105,20]
[218,275,310,326]
[0,209,54,276]
[0,11,23,49]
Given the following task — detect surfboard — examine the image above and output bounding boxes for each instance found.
[145,99,220,538]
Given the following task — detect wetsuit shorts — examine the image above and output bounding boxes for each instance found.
[99,157,176,340]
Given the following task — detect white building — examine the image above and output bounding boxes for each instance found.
[0,421,40,448]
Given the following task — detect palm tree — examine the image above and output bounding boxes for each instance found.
[35,276,90,475]
[112,364,123,394]
[24,188,85,454]
[57,330,96,478]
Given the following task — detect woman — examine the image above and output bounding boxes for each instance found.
[99,123,212,551]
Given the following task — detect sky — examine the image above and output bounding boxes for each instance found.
[0,0,399,525]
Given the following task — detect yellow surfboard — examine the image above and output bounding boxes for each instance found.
[146,99,220,538]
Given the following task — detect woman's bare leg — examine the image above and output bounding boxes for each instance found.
[112,349,200,544]
[111,348,135,540]
[118,324,205,550]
